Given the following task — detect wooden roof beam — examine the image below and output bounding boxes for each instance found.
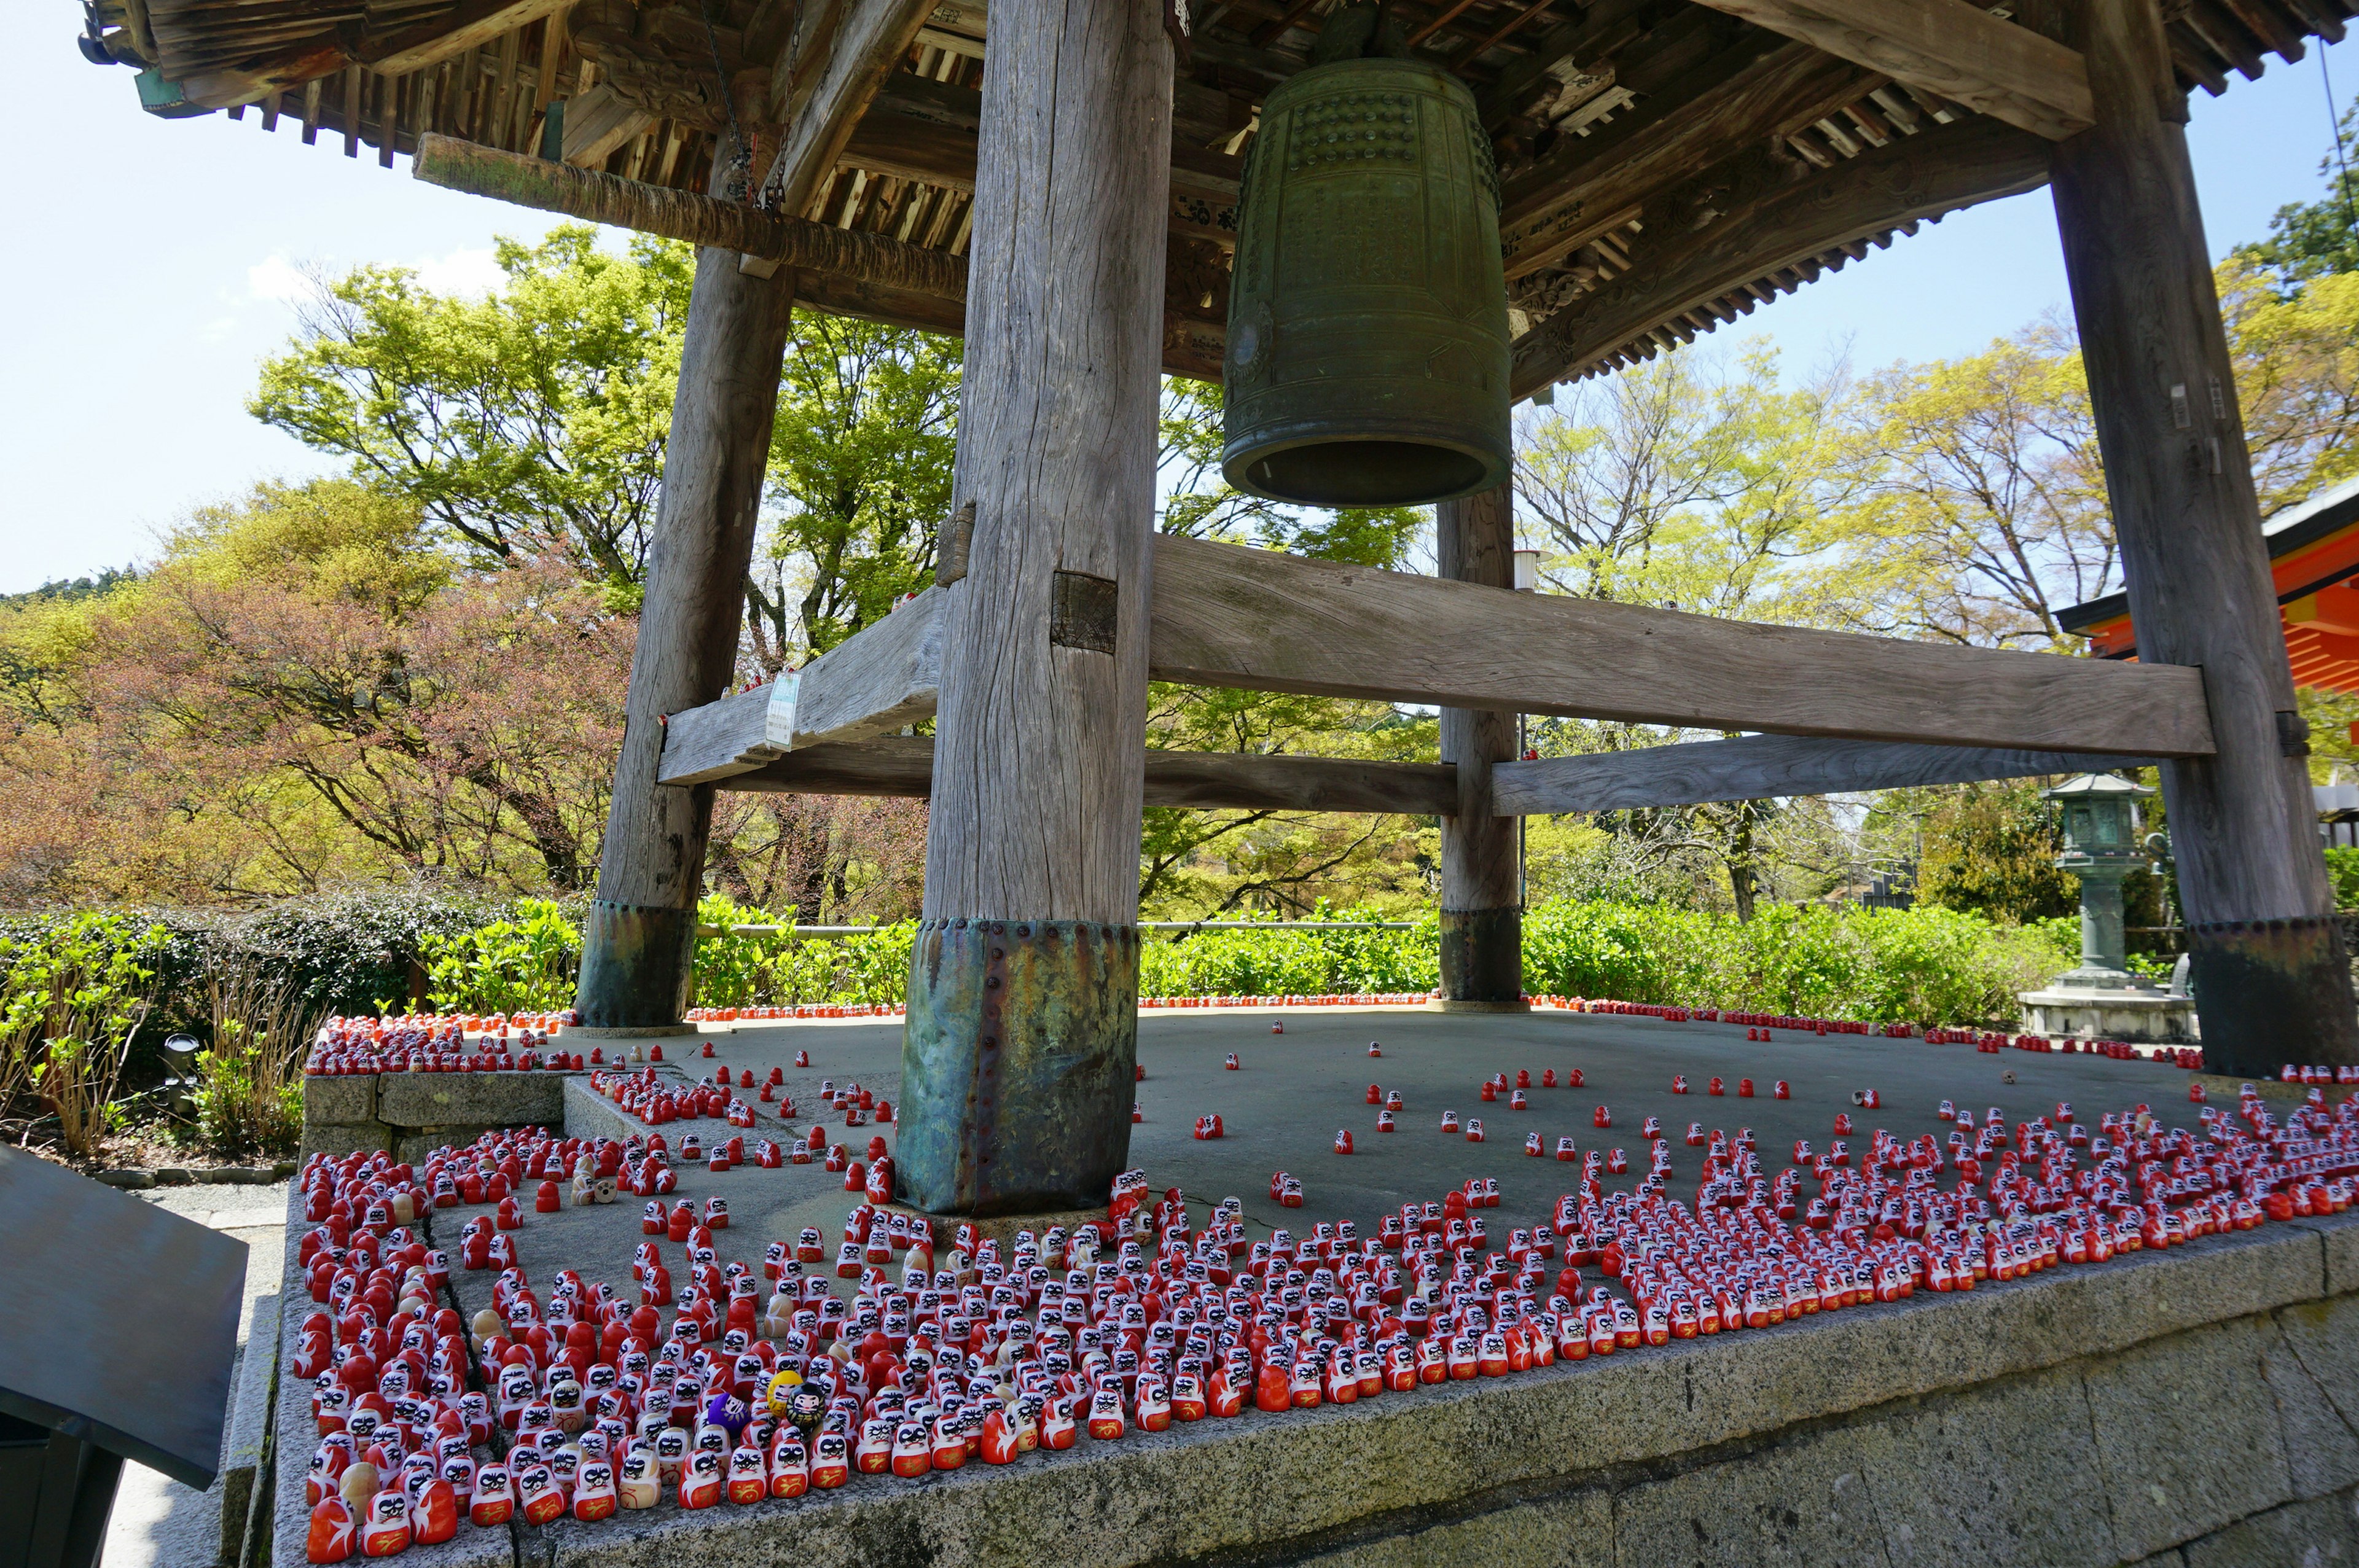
[360,0,572,77]
[1492,735,2164,816]
[1684,0,2095,138]
[760,0,936,221]
[717,735,1463,816]
[1508,114,2051,397]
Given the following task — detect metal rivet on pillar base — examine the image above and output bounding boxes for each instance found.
[899,919,1140,1215]
[2185,914,2359,1076]
[1436,906,1525,1010]
[574,899,699,1030]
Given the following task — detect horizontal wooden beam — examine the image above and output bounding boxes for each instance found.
[659,536,2213,791]
[1686,0,2094,140]
[1147,535,2213,757]
[410,134,969,300]
[1492,735,2166,816]
[659,590,945,786]
[719,735,1463,816]
[1508,115,2051,397]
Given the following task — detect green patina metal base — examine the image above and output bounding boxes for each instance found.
[1439,906,1523,1007]
[574,899,698,1030]
[898,918,1139,1217]
[2186,915,2359,1077]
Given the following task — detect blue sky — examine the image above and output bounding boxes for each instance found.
[6,7,2359,593]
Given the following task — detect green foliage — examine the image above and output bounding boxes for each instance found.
[1140,910,1439,997]
[1913,779,2078,925]
[420,898,582,1014]
[251,228,692,587]
[751,315,961,665]
[2239,102,2359,288]
[2327,846,2359,910]
[1521,900,2072,1027]
[0,912,171,1155]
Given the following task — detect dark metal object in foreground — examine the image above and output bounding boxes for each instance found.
[576,899,700,1029]
[1223,56,1511,507]
[0,1146,245,1568]
[2187,915,2359,1075]
[898,920,1140,1214]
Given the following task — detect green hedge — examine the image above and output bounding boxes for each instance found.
[0,892,2084,1044]
[1520,901,2075,1026]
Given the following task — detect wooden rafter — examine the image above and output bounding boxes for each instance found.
[762,0,936,218]
[1508,115,2053,397]
[1685,0,2095,139]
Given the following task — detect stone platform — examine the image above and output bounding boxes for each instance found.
[277,1010,2359,1566]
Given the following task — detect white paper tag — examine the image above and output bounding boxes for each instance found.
[763,670,802,752]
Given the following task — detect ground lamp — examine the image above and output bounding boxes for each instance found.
[2019,774,2197,1043]
[0,1146,246,1568]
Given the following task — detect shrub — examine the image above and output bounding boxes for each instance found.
[0,911,170,1157]
[195,954,315,1158]
[420,898,582,1014]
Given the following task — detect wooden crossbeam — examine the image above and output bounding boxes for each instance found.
[1146,535,2213,756]
[657,534,2213,790]
[659,590,945,786]
[361,0,571,76]
[1686,0,2094,140]
[1508,115,2051,397]
[722,735,1463,816]
[1492,735,2166,816]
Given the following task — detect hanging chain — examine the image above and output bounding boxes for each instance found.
[698,0,755,201]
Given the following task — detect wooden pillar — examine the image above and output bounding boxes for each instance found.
[2049,0,2358,1071]
[1436,484,1526,1010]
[895,1,1175,1214]
[576,151,800,1029]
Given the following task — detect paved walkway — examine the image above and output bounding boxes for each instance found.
[102,1181,287,1568]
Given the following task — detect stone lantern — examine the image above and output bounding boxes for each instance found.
[2019,774,2197,1042]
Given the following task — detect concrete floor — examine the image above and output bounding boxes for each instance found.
[103,1182,288,1568]
[499,1006,2218,1330]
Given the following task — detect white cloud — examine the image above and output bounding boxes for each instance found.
[243,245,505,308]
[246,254,313,304]
[407,246,506,296]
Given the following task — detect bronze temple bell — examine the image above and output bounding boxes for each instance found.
[1222,32,1513,509]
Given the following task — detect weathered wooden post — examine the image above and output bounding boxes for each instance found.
[1435,483,1526,1010]
[2049,0,2359,1071]
[894,2,1175,1215]
[576,151,800,1031]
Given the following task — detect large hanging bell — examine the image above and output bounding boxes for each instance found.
[1222,52,1512,509]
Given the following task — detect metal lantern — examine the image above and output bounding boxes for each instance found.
[1221,55,1512,508]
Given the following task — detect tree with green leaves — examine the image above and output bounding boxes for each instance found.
[253,227,691,595]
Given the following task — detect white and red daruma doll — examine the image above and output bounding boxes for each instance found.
[571,1460,617,1522]
[306,1497,357,1564]
[407,1478,458,1545]
[467,1461,513,1527]
[358,1488,410,1558]
[515,1462,565,1526]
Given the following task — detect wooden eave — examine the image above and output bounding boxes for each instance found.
[90,0,2359,384]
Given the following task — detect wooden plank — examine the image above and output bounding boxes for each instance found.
[763,0,934,218]
[657,588,946,786]
[724,736,1462,816]
[1492,736,2167,816]
[1146,534,2216,757]
[1508,114,2051,397]
[1686,0,2094,140]
[361,0,571,76]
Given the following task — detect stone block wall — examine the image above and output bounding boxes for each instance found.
[300,1072,570,1163]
